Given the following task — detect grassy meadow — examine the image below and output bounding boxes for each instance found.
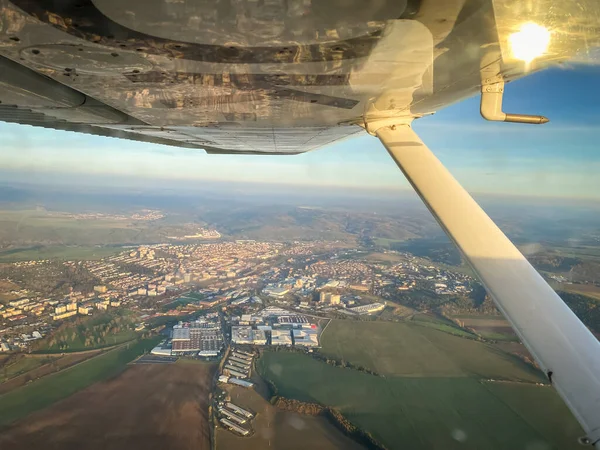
[318,320,540,380]
[257,320,582,450]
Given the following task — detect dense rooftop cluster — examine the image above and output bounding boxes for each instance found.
[0,240,474,352]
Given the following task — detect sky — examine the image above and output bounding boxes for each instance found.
[1,65,600,200]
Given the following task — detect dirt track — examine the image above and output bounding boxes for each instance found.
[0,363,215,450]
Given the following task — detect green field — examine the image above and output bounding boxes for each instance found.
[257,352,582,450]
[0,336,160,426]
[476,331,520,342]
[258,320,582,449]
[548,245,600,261]
[483,383,584,450]
[373,237,406,248]
[160,292,204,312]
[318,320,541,381]
[1,357,55,382]
[0,245,124,262]
[182,291,205,301]
[550,283,600,302]
[410,314,476,338]
[0,209,169,249]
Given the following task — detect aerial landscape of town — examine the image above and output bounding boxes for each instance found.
[0,184,598,450]
[5,0,600,448]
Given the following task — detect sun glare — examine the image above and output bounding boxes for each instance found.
[509,22,551,63]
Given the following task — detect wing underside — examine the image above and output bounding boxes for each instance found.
[2,0,597,154]
[0,0,469,154]
[0,52,364,154]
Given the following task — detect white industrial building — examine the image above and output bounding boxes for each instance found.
[219,407,247,424]
[220,418,249,436]
[226,368,248,379]
[277,315,309,325]
[150,346,173,356]
[229,357,251,368]
[271,329,293,346]
[231,326,253,344]
[232,351,253,360]
[263,286,289,298]
[225,361,249,371]
[293,325,319,347]
[231,326,267,345]
[171,321,224,355]
[229,359,250,370]
[252,329,267,345]
[225,364,248,374]
[229,378,254,388]
[232,297,250,306]
[226,402,254,417]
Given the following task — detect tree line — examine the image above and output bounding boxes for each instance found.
[35,313,135,351]
[269,394,387,450]
[263,345,381,377]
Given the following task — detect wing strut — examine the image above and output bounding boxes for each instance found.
[375,123,600,448]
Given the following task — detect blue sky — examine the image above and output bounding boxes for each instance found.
[1,65,599,199]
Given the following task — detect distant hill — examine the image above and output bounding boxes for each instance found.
[191,205,439,243]
[557,291,600,334]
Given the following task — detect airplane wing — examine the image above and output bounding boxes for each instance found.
[2,0,597,154]
[0,0,496,154]
[0,50,365,154]
[1,1,599,154]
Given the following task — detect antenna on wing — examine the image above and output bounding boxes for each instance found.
[480,51,549,124]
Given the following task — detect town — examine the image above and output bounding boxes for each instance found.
[0,239,475,352]
[0,227,595,448]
